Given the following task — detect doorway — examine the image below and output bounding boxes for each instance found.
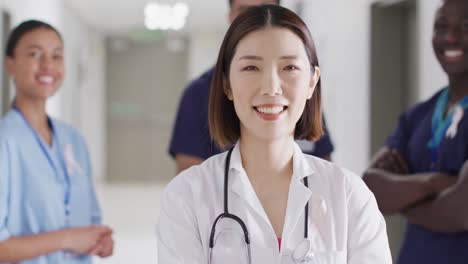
[370,0,418,260]
[1,11,11,115]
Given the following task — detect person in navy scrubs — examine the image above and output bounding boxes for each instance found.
[364,0,468,263]
[0,20,113,263]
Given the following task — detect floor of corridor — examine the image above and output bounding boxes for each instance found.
[93,182,167,263]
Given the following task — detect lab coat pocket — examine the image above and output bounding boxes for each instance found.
[306,250,346,264]
[250,244,277,263]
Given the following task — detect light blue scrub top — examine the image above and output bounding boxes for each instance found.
[0,109,102,264]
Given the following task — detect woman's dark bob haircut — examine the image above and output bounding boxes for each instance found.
[6,20,62,58]
[209,4,323,149]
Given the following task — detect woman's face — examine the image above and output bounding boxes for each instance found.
[227,27,319,142]
[432,0,468,77]
[6,28,64,101]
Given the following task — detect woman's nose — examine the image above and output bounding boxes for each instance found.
[261,69,282,96]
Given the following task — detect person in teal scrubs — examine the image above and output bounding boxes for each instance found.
[0,20,114,263]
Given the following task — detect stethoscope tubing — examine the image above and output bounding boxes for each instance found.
[208,146,310,263]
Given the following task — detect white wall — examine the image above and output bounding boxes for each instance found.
[303,0,445,174]
[62,5,107,182]
[303,0,371,173]
[0,0,107,181]
[188,30,226,79]
[0,0,62,28]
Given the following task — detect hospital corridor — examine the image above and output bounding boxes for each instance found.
[0,0,466,263]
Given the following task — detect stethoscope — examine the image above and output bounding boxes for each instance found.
[208,147,314,263]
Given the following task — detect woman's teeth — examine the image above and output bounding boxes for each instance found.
[255,106,285,114]
[38,76,54,85]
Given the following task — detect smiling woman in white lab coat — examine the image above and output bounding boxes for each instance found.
[157,5,391,264]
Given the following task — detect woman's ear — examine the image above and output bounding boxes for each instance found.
[307,66,321,99]
[5,57,15,79]
[223,77,233,101]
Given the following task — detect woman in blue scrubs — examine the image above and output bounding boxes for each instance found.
[0,20,113,263]
[364,0,468,263]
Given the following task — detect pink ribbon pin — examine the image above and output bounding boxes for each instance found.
[63,144,84,175]
[446,105,464,139]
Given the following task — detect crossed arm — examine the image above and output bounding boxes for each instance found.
[403,160,468,232]
[363,147,468,233]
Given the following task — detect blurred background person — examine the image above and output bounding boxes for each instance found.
[0,20,113,263]
[364,0,468,263]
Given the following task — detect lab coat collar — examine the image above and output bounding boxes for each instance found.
[228,141,316,246]
[282,142,315,244]
[292,141,315,181]
[227,141,244,175]
[227,141,315,177]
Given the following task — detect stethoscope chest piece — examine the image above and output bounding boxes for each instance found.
[292,238,314,263]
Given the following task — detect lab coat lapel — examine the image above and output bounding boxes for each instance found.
[283,146,334,248]
[281,143,313,242]
[229,144,272,227]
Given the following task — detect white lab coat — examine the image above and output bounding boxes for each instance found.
[157,142,391,263]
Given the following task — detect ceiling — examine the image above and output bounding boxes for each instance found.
[64,0,230,35]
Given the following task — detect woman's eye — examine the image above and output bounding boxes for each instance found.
[29,51,40,58]
[53,54,63,61]
[284,65,299,71]
[242,65,258,71]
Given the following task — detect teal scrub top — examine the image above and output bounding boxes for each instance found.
[0,109,101,264]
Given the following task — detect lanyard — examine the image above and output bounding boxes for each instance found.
[427,87,468,166]
[12,107,72,221]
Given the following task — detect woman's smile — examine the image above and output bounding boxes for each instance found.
[253,104,288,121]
